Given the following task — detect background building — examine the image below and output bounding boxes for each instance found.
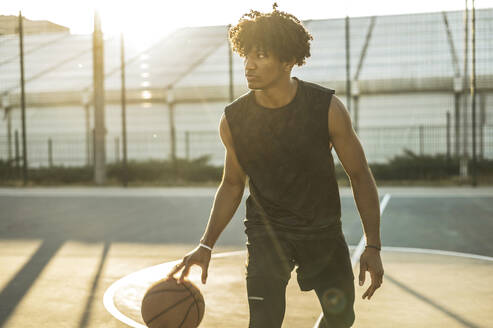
[1,8,492,167]
[0,15,70,35]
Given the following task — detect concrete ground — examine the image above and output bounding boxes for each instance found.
[109,249,493,328]
[0,186,492,327]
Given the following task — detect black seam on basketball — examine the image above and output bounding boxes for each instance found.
[145,289,189,297]
[153,288,190,292]
[177,302,196,328]
[146,294,193,325]
[180,283,201,324]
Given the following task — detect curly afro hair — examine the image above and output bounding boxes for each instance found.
[228,2,313,67]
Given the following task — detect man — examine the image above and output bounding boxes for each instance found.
[169,4,383,327]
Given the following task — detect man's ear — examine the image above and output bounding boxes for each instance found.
[283,58,296,72]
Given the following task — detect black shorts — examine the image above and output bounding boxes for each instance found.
[245,224,355,327]
[245,224,354,291]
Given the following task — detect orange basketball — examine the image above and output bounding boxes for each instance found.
[141,277,205,328]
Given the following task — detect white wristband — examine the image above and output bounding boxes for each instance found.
[199,243,213,251]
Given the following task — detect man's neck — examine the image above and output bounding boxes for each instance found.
[254,77,298,109]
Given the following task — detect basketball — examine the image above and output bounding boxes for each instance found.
[141,277,205,328]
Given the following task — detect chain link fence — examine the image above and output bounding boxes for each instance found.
[1,125,491,169]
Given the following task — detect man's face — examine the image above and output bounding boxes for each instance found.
[243,46,287,90]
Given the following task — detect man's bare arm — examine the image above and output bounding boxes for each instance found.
[329,95,384,300]
[168,113,247,284]
[200,113,247,248]
[329,96,381,247]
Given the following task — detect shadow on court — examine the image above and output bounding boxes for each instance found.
[385,274,480,328]
[0,188,492,327]
[0,195,245,327]
[0,238,64,327]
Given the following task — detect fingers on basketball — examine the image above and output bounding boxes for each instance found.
[168,260,185,278]
[201,263,209,284]
[179,258,192,283]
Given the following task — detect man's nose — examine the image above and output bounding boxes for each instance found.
[244,57,256,70]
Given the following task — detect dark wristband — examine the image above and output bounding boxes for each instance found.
[365,244,381,251]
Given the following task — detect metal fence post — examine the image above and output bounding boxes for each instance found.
[419,125,424,156]
[92,128,96,169]
[48,138,53,167]
[15,130,20,178]
[446,112,451,161]
[115,136,120,163]
[82,91,91,167]
[185,131,190,161]
[479,93,485,159]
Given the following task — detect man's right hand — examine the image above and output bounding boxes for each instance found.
[167,245,212,284]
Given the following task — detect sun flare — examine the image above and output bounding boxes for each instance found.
[94,1,177,51]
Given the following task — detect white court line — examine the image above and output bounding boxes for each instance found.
[379,246,493,262]
[2,187,492,198]
[104,243,493,328]
[313,193,391,328]
[0,187,219,198]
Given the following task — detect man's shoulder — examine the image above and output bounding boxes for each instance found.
[225,91,252,113]
[300,79,336,96]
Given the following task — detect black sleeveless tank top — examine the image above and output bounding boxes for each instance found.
[224,77,341,234]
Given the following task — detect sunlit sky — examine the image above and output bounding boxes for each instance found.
[2,0,492,39]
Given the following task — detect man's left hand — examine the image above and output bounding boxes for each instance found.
[359,248,384,300]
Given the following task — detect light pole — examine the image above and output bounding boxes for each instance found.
[82,90,91,166]
[120,32,128,187]
[471,0,477,186]
[2,94,12,163]
[18,11,28,185]
[92,11,107,184]
[460,0,469,180]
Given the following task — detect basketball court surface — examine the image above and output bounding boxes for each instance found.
[1,186,492,327]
